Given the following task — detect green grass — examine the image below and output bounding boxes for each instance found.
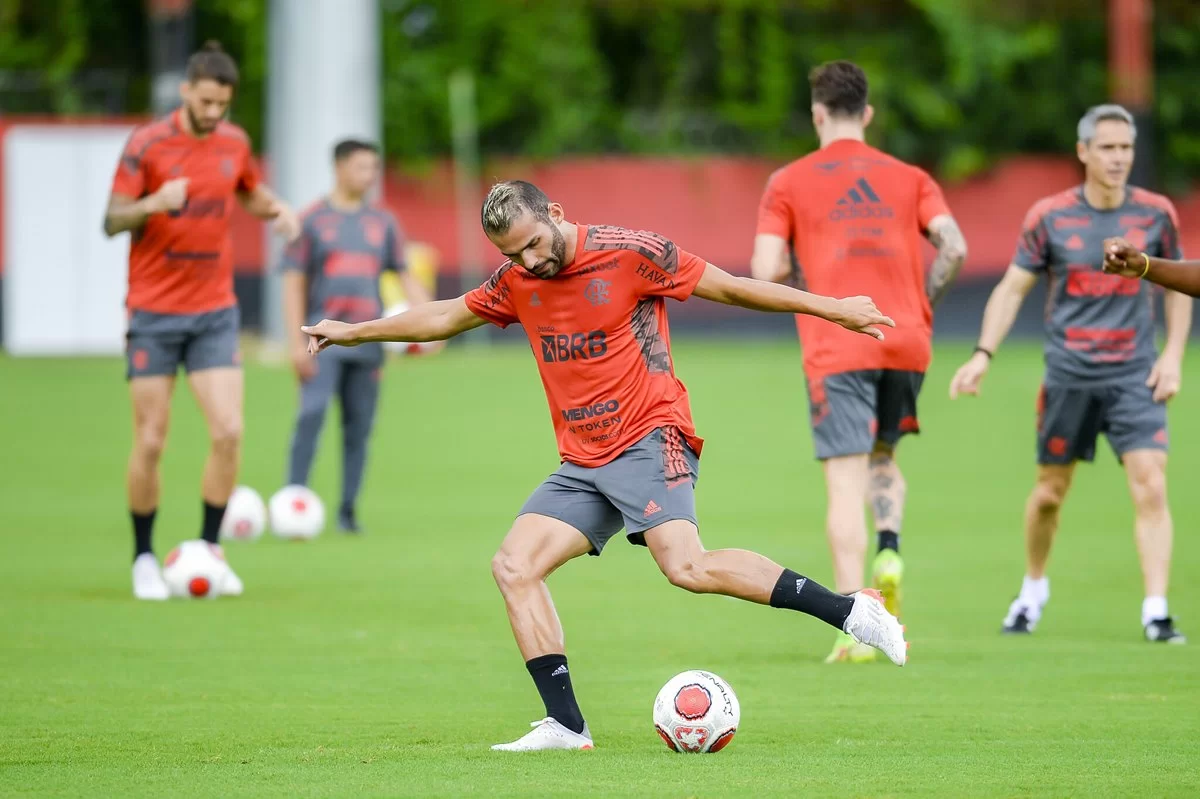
[1,340,1198,798]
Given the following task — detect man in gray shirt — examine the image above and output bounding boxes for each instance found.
[280,139,432,532]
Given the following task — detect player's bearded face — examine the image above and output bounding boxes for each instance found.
[1081,120,1134,189]
[181,79,233,134]
[490,210,568,279]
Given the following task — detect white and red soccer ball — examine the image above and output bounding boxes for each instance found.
[268,485,325,541]
[653,670,740,753]
[162,540,230,599]
[219,486,267,542]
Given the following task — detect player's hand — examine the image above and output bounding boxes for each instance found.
[300,319,360,354]
[1147,354,1182,403]
[270,202,302,243]
[153,178,189,213]
[1102,237,1146,278]
[949,352,991,399]
[291,342,317,381]
[830,296,895,341]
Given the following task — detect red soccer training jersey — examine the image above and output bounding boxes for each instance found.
[465,224,708,468]
[110,109,260,314]
[757,139,950,380]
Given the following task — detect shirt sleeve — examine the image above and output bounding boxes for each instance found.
[111,131,147,198]
[384,215,407,273]
[279,218,312,273]
[1158,200,1184,260]
[638,245,708,302]
[1013,202,1051,272]
[237,145,261,194]
[917,170,951,231]
[464,263,520,328]
[755,169,793,240]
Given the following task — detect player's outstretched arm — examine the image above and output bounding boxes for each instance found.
[691,262,895,340]
[1104,237,1200,297]
[924,215,969,306]
[301,295,487,354]
[948,265,1037,398]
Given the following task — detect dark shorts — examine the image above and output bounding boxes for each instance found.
[125,306,241,380]
[1037,379,1168,464]
[519,427,700,556]
[805,370,925,460]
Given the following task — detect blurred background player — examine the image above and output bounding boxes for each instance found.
[1104,235,1200,297]
[280,139,432,533]
[949,104,1190,644]
[751,60,968,663]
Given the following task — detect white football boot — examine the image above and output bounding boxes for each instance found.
[132,553,169,601]
[491,718,594,752]
[843,588,908,665]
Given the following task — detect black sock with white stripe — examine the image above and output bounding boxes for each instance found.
[526,654,586,735]
[769,568,855,630]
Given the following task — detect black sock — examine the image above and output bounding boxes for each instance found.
[526,654,586,735]
[877,530,900,553]
[132,510,156,560]
[770,568,854,630]
[201,501,226,545]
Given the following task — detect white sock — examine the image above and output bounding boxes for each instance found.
[1142,596,1168,627]
[1020,575,1049,606]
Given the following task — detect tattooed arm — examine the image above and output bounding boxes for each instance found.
[924,214,968,307]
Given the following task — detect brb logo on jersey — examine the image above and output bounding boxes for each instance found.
[540,331,607,363]
[829,178,894,221]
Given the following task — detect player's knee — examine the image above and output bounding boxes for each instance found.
[491,549,535,594]
[662,556,711,594]
[1030,477,1069,512]
[210,417,243,454]
[134,424,168,462]
[1129,467,1167,513]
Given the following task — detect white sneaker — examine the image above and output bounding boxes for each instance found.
[844,588,908,665]
[132,553,169,601]
[491,718,594,752]
[1002,596,1043,633]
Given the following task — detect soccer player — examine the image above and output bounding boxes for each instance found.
[301,180,910,751]
[103,41,301,599]
[280,139,432,533]
[949,104,1190,644]
[1103,236,1200,297]
[750,60,968,663]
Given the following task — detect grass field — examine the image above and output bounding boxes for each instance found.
[1,339,1198,798]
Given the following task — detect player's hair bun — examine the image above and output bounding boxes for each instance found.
[202,40,224,53]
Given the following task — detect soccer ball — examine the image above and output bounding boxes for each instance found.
[219,486,267,542]
[653,670,740,753]
[382,302,440,355]
[162,540,230,599]
[268,485,325,541]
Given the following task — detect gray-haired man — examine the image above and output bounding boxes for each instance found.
[949,104,1190,643]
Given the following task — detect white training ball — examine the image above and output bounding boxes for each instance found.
[162,540,230,599]
[219,486,267,542]
[653,670,741,753]
[268,485,325,541]
[382,302,440,355]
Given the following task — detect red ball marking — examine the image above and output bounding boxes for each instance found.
[674,684,712,721]
[234,519,252,537]
[164,548,181,568]
[188,576,211,596]
[673,725,709,753]
[708,727,736,753]
[655,724,680,752]
[291,497,308,513]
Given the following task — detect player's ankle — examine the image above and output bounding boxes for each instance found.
[877,530,900,553]
[769,569,854,629]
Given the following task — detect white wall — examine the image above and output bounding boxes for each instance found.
[3,124,135,356]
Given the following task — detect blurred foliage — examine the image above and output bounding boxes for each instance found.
[1,0,1199,188]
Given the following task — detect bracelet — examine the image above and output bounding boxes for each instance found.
[1138,252,1151,278]
[973,346,993,359]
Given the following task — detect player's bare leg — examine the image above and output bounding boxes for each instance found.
[128,376,175,600]
[491,513,595,751]
[188,367,245,595]
[867,442,906,618]
[820,454,879,661]
[1003,464,1074,633]
[643,519,906,666]
[1122,449,1183,642]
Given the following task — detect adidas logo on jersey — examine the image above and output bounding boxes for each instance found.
[829,178,894,221]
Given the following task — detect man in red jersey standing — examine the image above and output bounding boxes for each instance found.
[751,60,968,662]
[301,180,910,750]
[104,41,300,599]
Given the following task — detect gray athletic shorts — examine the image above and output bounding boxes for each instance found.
[125,306,241,380]
[520,427,700,556]
[805,369,924,460]
[1037,379,1168,464]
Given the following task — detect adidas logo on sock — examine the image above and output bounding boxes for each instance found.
[643,499,662,518]
[551,665,568,677]
[795,577,807,594]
